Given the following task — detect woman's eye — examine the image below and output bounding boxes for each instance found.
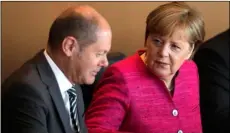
[152,39,162,46]
[171,44,181,51]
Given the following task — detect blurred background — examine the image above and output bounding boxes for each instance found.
[1,1,229,82]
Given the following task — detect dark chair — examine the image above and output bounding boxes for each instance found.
[81,52,126,110]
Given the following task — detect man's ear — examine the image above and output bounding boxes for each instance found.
[61,36,79,57]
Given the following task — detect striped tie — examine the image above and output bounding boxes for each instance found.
[67,86,80,133]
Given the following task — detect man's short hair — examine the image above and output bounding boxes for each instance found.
[48,12,99,49]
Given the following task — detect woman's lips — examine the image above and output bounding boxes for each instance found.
[155,60,169,65]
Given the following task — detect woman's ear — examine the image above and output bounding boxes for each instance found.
[61,36,79,57]
[186,44,195,60]
[145,35,151,48]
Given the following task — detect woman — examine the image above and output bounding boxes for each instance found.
[86,2,205,133]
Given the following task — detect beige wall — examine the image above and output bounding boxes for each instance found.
[2,2,229,82]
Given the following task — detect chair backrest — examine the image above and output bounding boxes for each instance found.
[81,52,126,109]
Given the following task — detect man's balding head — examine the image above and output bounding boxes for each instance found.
[48,5,111,50]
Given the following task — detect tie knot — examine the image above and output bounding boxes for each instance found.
[67,87,77,97]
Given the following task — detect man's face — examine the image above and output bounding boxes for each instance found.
[72,30,112,85]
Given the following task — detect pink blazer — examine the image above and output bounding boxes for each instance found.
[86,50,202,133]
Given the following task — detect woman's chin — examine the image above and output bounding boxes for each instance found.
[153,70,170,79]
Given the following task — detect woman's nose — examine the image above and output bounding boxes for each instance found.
[157,45,169,57]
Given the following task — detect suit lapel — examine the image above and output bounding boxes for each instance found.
[34,50,74,133]
[48,84,74,133]
[75,85,87,133]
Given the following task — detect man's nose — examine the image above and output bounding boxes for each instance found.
[101,56,109,67]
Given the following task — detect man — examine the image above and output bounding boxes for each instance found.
[2,5,112,133]
[194,29,229,133]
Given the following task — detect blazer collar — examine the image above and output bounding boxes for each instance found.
[34,49,74,133]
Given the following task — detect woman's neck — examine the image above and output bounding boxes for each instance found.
[161,78,174,91]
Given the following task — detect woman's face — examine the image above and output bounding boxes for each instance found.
[145,29,194,79]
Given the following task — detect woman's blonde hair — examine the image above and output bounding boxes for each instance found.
[145,2,205,53]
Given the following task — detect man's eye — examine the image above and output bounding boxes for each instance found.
[96,53,103,57]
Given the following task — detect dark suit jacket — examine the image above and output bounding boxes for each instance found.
[194,29,229,133]
[2,50,88,133]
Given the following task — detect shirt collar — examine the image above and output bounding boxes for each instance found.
[43,50,72,94]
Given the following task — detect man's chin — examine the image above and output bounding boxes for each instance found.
[83,77,96,85]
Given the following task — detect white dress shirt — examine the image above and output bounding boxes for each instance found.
[43,50,77,131]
